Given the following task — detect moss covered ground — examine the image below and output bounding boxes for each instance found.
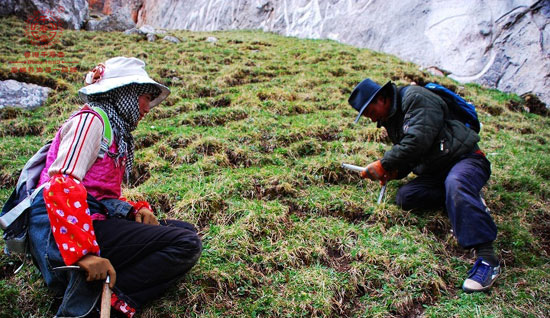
[1,17,549,317]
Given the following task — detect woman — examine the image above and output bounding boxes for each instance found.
[28,57,202,317]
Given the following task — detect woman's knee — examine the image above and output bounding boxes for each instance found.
[172,228,202,264]
[161,219,198,233]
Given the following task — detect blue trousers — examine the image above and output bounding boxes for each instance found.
[395,152,497,248]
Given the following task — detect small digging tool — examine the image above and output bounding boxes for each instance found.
[53,266,112,318]
[341,163,387,204]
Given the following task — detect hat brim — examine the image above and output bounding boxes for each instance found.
[78,75,170,108]
[354,81,392,123]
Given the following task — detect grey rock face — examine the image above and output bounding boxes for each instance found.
[86,10,136,31]
[0,80,51,110]
[136,0,550,106]
[0,0,88,30]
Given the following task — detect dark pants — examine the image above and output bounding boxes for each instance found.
[94,218,202,309]
[395,152,497,248]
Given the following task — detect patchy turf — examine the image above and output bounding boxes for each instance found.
[1,16,549,318]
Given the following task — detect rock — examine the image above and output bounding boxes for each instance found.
[147,33,156,42]
[206,36,218,43]
[85,10,135,32]
[425,66,447,77]
[0,0,88,30]
[139,24,156,34]
[124,27,145,35]
[0,0,16,17]
[163,35,181,43]
[0,80,51,110]
[131,0,549,107]
[88,0,143,23]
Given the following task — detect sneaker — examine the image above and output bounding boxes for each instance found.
[462,258,500,293]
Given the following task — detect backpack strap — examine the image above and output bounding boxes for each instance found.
[76,105,113,158]
[90,106,113,158]
[90,106,113,147]
[0,183,46,230]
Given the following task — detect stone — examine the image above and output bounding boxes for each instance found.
[147,33,156,42]
[88,0,144,23]
[163,35,181,43]
[124,27,145,35]
[206,36,218,43]
[425,66,447,77]
[0,80,51,110]
[139,24,156,34]
[85,10,135,32]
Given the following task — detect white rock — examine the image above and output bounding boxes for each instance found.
[139,24,157,34]
[163,35,181,43]
[0,80,51,110]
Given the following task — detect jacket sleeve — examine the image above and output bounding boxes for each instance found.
[47,113,103,181]
[43,113,104,265]
[43,174,101,265]
[381,91,445,171]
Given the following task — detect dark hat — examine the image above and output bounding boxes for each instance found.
[348,78,391,123]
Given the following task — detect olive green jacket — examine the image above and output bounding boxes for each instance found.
[379,84,480,177]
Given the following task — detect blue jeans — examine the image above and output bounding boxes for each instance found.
[28,190,202,317]
[395,152,497,248]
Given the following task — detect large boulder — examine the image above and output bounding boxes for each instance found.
[86,10,136,31]
[134,0,550,106]
[0,80,51,110]
[88,0,143,23]
[0,0,88,30]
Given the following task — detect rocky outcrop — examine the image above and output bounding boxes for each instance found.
[0,0,88,30]
[133,0,550,106]
[86,10,135,31]
[0,80,51,110]
[88,0,143,23]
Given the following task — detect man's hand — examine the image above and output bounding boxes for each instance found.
[76,254,116,288]
[135,208,159,225]
[360,160,397,185]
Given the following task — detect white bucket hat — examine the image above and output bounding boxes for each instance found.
[78,57,170,107]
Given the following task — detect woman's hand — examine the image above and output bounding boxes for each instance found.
[76,254,116,288]
[135,207,159,225]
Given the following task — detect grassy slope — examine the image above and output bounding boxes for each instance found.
[1,17,549,317]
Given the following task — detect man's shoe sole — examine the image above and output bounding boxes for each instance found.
[462,273,499,293]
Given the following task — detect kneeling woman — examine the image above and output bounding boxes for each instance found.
[28,57,202,317]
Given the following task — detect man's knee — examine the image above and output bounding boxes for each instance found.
[395,187,416,210]
[445,173,462,191]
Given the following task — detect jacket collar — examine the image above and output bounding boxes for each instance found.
[377,83,399,128]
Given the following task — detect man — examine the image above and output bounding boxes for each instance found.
[348,78,499,293]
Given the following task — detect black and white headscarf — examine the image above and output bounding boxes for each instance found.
[87,83,161,181]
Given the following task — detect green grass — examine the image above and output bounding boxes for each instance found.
[1,16,550,317]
